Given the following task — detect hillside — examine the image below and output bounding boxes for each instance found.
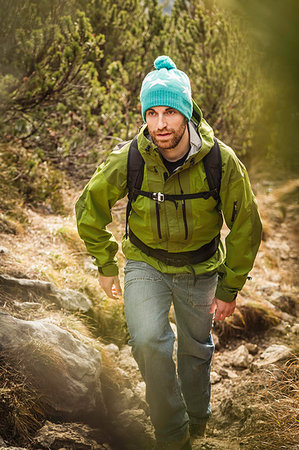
[0,172,298,449]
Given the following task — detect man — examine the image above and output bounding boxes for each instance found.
[76,55,262,450]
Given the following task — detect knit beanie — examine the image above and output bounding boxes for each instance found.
[140,55,193,122]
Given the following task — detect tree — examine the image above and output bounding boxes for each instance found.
[166,0,261,159]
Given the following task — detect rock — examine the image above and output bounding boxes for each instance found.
[122,388,135,406]
[115,367,131,387]
[270,273,281,283]
[245,343,258,355]
[291,323,299,335]
[280,312,296,323]
[118,409,148,433]
[0,245,9,254]
[270,294,297,316]
[231,344,253,369]
[0,312,104,418]
[134,381,146,398]
[279,241,290,260]
[258,281,280,295]
[257,344,292,366]
[272,321,292,336]
[210,371,222,384]
[14,301,42,310]
[104,343,119,354]
[115,409,154,450]
[219,368,239,379]
[119,345,138,370]
[0,274,92,312]
[33,421,110,449]
[84,260,98,272]
[121,387,148,412]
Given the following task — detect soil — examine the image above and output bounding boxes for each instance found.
[0,177,298,449]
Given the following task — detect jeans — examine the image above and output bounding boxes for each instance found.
[124,259,217,442]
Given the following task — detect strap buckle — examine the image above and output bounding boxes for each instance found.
[152,192,165,202]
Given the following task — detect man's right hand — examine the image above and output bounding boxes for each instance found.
[99,275,122,299]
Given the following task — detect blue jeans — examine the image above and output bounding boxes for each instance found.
[124,260,217,442]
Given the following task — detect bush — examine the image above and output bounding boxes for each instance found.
[0,143,65,215]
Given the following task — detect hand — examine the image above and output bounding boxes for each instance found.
[210,297,236,321]
[99,275,122,299]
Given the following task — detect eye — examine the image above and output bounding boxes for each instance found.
[167,109,175,115]
[147,110,155,117]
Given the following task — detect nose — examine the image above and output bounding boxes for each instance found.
[157,113,167,130]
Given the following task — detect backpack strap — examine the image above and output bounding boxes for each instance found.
[125,136,144,238]
[203,138,222,201]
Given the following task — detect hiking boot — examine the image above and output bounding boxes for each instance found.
[189,422,207,438]
[155,430,192,450]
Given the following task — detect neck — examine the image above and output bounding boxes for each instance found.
[159,125,190,162]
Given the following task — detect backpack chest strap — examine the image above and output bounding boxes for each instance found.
[133,187,218,203]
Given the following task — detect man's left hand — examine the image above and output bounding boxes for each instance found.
[210,297,236,321]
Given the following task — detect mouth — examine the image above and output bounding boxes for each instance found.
[156,132,172,139]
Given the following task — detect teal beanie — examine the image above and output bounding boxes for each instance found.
[140,55,193,121]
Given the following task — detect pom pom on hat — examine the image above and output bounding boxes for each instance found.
[154,55,176,70]
[140,55,193,121]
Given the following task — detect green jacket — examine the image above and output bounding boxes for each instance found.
[76,112,262,302]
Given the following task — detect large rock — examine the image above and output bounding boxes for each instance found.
[0,311,104,418]
[34,421,110,449]
[256,344,292,366]
[231,344,253,369]
[0,274,92,312]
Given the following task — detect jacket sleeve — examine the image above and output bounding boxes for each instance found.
[215,144,262,302]
[75,146,128,276]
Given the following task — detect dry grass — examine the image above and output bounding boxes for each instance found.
[0,352,45,445]
[242,357,299,449]
[214,296,281,343]
[56,225,87,254]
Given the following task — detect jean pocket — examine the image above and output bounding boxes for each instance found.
[124,259,163,288]
[188,272,218,307]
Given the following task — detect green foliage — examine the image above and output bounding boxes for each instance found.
[166,0,261,157]
[0,143,65,213]
[0,0,277,213]
[0,4,104,178]
[81,0,170,152]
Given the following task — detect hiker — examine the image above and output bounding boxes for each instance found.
[76,55,262,450]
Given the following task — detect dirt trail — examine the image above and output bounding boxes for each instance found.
[0,179,298,449]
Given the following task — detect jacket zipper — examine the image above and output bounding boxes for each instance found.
[178,173,188,240]
[155,201,162,239]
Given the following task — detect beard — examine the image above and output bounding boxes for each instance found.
[149,118,187,150]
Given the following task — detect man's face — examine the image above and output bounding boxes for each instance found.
[145,106,187,150]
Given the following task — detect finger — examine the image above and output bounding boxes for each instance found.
[210,298,217,314]
[111,286,120,299]
[214,311,224,321]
